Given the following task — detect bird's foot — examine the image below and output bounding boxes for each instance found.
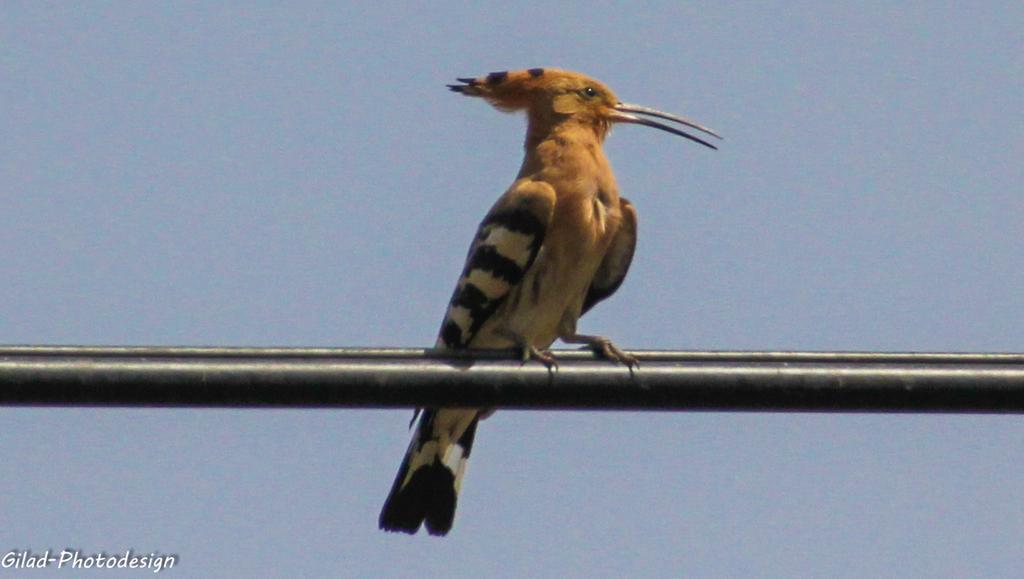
[562,333,639,371]
[497,328,560,371]
[523,345,560,371]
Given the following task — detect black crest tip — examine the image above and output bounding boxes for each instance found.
[485,71,508,85]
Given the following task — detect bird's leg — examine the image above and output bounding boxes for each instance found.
[561,333,639,370]
[496,329,559,371]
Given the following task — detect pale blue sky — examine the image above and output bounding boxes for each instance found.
[2,2,1023,577]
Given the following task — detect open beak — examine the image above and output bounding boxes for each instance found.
[610,102,722,150]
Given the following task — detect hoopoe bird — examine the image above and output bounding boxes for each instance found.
[379,68,719,536]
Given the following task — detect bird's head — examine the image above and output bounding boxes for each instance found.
[449,67,720,149]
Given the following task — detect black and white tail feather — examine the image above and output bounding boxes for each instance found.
[378,408,480,535]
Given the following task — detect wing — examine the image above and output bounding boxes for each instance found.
[581,197,637,316]
[437,180,557,349]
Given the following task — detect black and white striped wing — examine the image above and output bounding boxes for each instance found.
[437,181,556,349]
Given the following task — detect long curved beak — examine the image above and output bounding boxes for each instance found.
[610,102,722,150]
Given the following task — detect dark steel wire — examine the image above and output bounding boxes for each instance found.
[2,346,1023,412]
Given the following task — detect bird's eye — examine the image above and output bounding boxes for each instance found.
[582,87,598,98]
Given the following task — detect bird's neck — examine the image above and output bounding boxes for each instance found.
[519,118,611,179]
[525,114,608,150]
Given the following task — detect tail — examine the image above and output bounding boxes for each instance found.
[379,408,480,536]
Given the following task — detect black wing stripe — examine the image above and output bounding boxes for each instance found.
[440,320,464,349]
[465,245,524,282]
[482,208,546,239]
[453,282,489,311]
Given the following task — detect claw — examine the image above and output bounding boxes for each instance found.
[498,328,559,372]
[525,346,559,371]
[562,333,638,372]
[598,340,639,371]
